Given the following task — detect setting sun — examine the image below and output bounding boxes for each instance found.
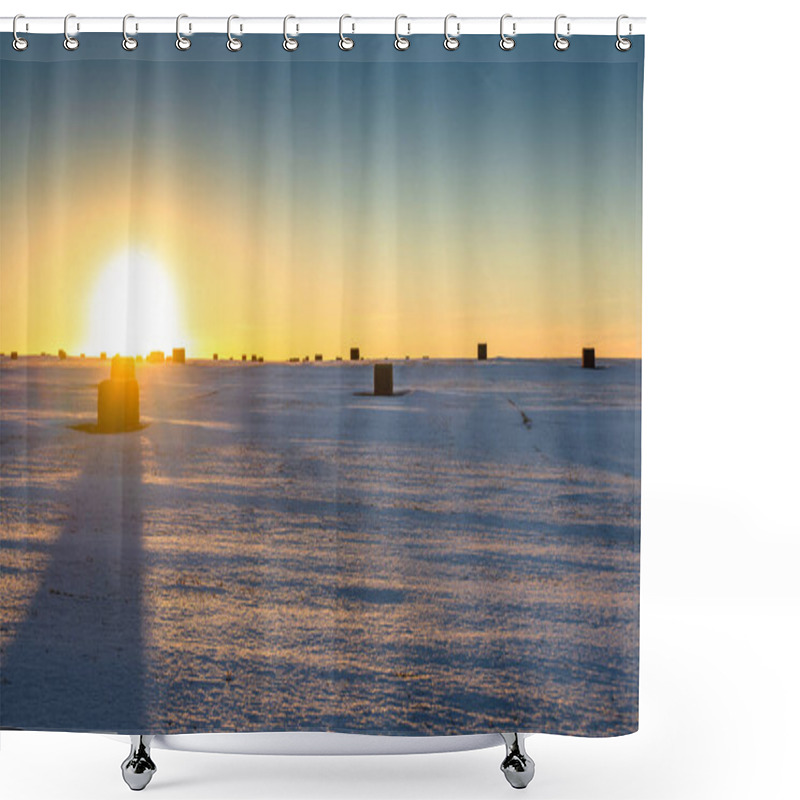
[84,249,184,357]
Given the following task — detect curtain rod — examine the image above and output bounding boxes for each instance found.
[1,16,645,36]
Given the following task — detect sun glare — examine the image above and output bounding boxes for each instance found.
[85,249,184,357]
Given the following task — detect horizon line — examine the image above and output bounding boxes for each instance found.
[0,352,642,362]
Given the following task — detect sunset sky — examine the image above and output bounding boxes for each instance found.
[0,34,643,360]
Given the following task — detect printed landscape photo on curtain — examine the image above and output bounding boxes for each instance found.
[0,32,643,736]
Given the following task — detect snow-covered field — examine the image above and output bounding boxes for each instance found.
[0,357,640,736]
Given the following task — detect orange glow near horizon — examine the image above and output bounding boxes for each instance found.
[0,154,641,361]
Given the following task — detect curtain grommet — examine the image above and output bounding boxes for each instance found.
[176,14,191,50]
[63,13,79,51]
[394,15,410,50]
[443,14,460,50]
[554,15,570,51]
[122,14,138,51]
[615,15,632,51]
[338,14,355,50]
[12,15,29,51]
[283,15,299,51]
[499,14,516,51]
[226,15,242,51]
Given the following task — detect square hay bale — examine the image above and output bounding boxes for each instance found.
[10,351,18,360]
[582,347,596,369]
[477,343,488,360]
[374,363,393,396]
[172,348,186,364]
[350,347,360,361]
[97,378,139,432]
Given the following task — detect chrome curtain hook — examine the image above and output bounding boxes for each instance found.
[63,13,79,51]
[339,14,354,50]
[227,15,242,51]
[443,14,460,51]
[176,13,191,50]
[554,14,570,51]
[12,14,28,51]
[122,14,138,51]
[616,14,632,51]
[394,14,410,50]
[283,15,299,51]
[499,14,516,51]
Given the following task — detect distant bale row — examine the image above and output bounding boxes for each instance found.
[7,344,603,367]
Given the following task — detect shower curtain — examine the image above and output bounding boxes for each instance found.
[0,30,643,738]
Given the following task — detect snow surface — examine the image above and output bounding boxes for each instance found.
[0,357,640,736]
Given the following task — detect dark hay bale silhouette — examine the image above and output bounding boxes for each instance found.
[374,363,393,396]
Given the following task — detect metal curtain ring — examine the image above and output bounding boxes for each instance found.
[443,14,460,51]
[122,14,138,51]
[63,13,79,50]
[394,15,410,50]
[176,14,191,50]
[12,14,28,51]
[554,14,570,51]
[339,14,354,50]
[616,15,632,51]
[227,15,242,51]
[499,14,515,50]
[283,15,299,51]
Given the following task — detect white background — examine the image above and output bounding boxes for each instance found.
[1,1,798,798]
